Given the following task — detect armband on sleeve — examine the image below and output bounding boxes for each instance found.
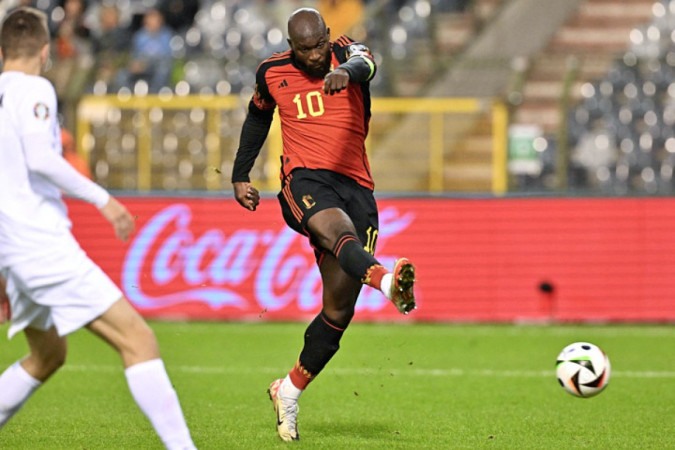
[337,44,377,82]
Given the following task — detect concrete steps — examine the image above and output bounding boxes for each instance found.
[513,0,654,137]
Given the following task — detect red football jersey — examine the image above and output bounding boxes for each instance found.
[251,36,375,189]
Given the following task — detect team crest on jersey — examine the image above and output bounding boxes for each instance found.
[302,195,316,209]
[33,102,49,120]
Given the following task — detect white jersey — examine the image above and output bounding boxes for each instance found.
[0,71,109,269]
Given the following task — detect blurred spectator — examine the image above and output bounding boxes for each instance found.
[160,0,200,32]
[115,7,175,93]
[52,0,91,40]
[317,0,364,37]
[46,0,94,128]
[61,127,92,179]
[90,3,130,93]
[571,117,619,187]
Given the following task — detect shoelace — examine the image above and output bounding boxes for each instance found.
[280,397,299,433]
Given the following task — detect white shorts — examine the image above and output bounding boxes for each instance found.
[2,246,122,339]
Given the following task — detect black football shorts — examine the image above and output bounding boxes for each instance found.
[277,168,379,257]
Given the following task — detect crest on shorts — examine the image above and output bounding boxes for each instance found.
[33,102,49,120]
[302,195,316,209]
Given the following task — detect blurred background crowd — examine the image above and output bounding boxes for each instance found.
[0,0,477,95]
[2,0,675,196]
[0,0,469,119]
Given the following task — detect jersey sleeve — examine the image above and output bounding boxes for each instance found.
[251,63,277,112]
[232,62,276,183]
[17,77,110,208]
[16,77,57,137]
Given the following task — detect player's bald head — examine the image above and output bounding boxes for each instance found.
[286,8,331,78]
[287,8,327,43]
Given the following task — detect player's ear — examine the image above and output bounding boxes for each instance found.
[326,27,331,40]
[39,43,50,67]
[287,38,292,49]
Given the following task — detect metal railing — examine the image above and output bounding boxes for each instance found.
[77,95,508,194]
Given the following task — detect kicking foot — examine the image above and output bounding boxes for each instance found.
[390,258,416,314]
[268,379,300,442]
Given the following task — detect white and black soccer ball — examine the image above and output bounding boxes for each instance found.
[556,342,610,398]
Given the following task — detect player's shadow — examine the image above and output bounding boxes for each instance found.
[311,419,404,442]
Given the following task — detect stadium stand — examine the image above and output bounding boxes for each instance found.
[511,0,656,192]
[560,0,675,195]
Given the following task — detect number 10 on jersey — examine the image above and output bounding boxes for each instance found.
[293,91,325,119]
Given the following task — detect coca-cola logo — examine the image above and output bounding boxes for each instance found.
[122,203,414,312]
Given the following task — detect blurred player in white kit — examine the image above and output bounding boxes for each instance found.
[0,8,196,449]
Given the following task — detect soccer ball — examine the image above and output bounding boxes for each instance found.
[556,342,610,398]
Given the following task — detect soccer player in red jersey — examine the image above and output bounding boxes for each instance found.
[231,8,417,441]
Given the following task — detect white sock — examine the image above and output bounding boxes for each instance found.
[125,359,195,450]
[380,273,393,299]
[0,362,42,427]
[280,375,303,401]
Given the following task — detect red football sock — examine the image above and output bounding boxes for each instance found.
[362,264,387,290]
[288,360,314,390]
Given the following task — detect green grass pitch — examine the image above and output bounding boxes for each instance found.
[1,321,674,449]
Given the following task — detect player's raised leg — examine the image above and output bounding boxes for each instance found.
[310,208,417,314]
[87,298,196,450]
[0,326,65,427]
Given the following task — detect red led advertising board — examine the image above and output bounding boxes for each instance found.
[68,196,675,323]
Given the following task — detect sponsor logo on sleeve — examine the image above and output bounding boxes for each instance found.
[33,102,49,120]
[346,44,370,58]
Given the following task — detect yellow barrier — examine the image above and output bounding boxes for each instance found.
[77,95,508,194]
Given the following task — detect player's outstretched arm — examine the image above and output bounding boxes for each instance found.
[99,197,135,241]
[25,142,133,240]
[23,133,116,209]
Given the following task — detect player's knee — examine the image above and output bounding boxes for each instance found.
[32,345,66,378]
[130,320,158,347]
[133,322,160,356]
[314,231,338,254]
[322,307,354,329]
[47,351,66,374]
[309,210,356,252]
